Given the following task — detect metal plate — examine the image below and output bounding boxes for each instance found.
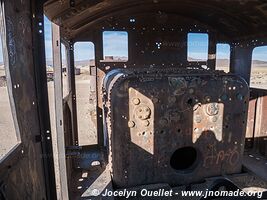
[104,68,249,188]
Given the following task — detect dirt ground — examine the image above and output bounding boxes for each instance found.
[48,71,97,147]
[0,86,18,161]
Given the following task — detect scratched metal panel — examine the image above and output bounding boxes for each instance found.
[254,90,267,156]
[104,68,249,188]
[258,95,267,156]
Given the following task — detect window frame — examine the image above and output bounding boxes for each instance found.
[250,45,267,89]
[187,32,209,62]
[215,43,231,72]
[102,30,129,62]
[0,24,21,163]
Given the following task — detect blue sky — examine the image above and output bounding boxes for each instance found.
[44,16,128,61]
[0,16,266,62]
[188,33,209,60]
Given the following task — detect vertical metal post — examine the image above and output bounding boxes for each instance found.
[52,22,69,200]
[230,45,253,84]
[31,0,57,199]
[66,41,78,146]
[208,34,216,70]
[95,33,105,147]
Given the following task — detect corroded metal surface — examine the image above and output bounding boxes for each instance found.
[44,0,267,40]
[248,88,267,156]
[103,68,249,188]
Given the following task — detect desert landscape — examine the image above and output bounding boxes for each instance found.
[0,65,18,161]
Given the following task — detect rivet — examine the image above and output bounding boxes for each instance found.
[143,120,150,127]
[212,116,217,122]
[132,98,140,105]
[194,115,202,123]
[160,118,168,126]
[205,96,211,102]
[189,88,194,94]
[128,121,135,128]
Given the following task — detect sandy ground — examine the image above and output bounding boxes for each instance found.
[0,86,18,161]
[49,72,97,146]
[217,66,267,88]
[250,67,267,88]
[74,72,97,146]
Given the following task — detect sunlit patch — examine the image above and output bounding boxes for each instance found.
[129,87,154,154]
[193,102,224,143]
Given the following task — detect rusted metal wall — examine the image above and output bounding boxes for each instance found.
[0,0,56,199]
[76,13,221,148]
[247,88,267,156]
[245,96,256,149]
[43,1,267,153]
[104,68,249,188]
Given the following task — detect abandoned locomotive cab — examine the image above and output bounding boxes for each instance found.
[0,0,267,199]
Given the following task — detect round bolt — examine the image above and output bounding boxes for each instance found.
[128,121,135,128]
[194,115,202,123]
[189,88,194,94]
[143,120,150,127]
[132,98,140,105]
[152,97,159,103]
[194,128,200,133]
[212,116,218,122]
[160,118,168,126]
[168,96,176,104]
[205,96,211,102]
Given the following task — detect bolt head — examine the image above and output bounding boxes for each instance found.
[212,116,218,122]
[160,118,168,126]
[143,120,150,127]
[132,98,140,105]
[189,88,194,94]
[128,121,135,128]
[194,115,202,123]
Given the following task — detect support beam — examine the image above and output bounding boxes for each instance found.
[95,33,105,147]
[66,41,78,146]
[52,22,69,200]
[31,1,57,199]
[208,34,216,70]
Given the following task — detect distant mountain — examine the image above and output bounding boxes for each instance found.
[1,58,267,68]
[216,59,230,68]
[252,60,267,65]
[216,59,267,68]
[67,58,267,68]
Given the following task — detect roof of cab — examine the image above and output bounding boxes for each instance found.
[44,0,267,40]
